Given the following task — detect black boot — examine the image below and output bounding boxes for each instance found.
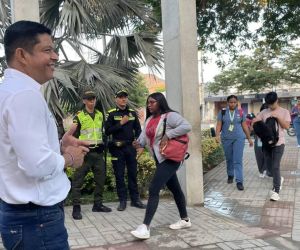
[130,200,146,209]
[117,201,127,211]
[92,203,112,212]
[72,205,82,220]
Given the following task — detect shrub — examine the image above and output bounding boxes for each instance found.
[137,151,156,197]
[65,156,116,195]
[201,128,212,138]
[201,137,224,173]
[65,151,156,201]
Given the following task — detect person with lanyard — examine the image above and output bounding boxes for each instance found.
[130,92,192,239]
[290,100,300,147]
[70,90,112,220]
[0,20,89,249]
[105,90,146,211]
[216,95,253,191]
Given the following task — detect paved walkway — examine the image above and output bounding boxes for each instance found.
[1,135,300,249]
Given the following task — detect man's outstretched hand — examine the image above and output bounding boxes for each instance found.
[61,124,90,154]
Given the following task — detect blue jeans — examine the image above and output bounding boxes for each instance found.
[222,138,245,183]
[293,118,300,145]
[0,200,69,250]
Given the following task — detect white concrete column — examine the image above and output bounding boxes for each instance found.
[161,0,204,205]
[10,0,39,23]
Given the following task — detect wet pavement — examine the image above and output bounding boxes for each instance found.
[1,134,300,249]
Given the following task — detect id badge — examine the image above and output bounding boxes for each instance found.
[228,124,234,131]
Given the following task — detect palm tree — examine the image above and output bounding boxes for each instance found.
[0,0,162,120]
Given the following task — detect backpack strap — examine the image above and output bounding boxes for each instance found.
[221,109,226,118]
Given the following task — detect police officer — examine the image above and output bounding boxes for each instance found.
[70,90,112,220]
[105,90,146,211]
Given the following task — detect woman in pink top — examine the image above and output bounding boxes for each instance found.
[131,92,191,239]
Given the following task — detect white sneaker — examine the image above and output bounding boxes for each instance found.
[259,173,264,178]
[269,190,280,201]
[297,145,300,148]
[280,176,284,191]
[169,218,191,230]
[262,170,267,178]
[131,224,150,239]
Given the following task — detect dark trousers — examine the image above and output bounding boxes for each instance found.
[0,200,69,250]
[71,151,106,205]
[263,144,285,193]
[110,145,140,202]
[143,159,188,226]
[254,139,266,174]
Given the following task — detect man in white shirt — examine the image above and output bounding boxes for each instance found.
[0,20,89,250]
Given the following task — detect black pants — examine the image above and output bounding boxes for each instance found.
[71,151,106,205]
[263,144,285,193]
[254,140,266,174]
[143,159,188,226]
[110,145,140,202]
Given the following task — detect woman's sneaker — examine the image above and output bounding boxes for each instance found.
[169,218,191,230]
[131,224,150,239]
[269,190,280,201]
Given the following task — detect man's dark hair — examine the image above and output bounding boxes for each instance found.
[265,92,278,105]
[4,20,52,63]
[226,95,238,102]
[145,92,175,119]
[260,103,269,112]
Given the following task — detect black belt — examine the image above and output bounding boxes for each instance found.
[89,143,105,152]
[110,141,133,147]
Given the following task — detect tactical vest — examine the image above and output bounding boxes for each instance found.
[77,110,103,144]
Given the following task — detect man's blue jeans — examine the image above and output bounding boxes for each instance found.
[0,200,69,250]
[222,138,245,183]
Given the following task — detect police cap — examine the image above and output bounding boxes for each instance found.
[82,90,96,99]
[115,89,128,98]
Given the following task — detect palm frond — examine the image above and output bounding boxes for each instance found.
[58,60,137,111]
[0,56,7,77]
[104,31,163,72]
[0,0,10,41]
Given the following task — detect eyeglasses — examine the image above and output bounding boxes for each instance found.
[147,100,157,105]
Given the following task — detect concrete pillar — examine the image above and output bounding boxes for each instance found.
[161,0,203,205]
[10,0,39,23]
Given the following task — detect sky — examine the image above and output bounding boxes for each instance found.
[139,51,220,84]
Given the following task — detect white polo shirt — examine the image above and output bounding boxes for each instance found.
[0,68,70,205]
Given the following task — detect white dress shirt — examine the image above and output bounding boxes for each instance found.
[0,68,70,205]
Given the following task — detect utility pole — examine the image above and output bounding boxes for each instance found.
[10,0,39,23]
[161,0,204,205]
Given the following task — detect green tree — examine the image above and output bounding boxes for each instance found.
[207,44,285,93]
[0,0,163,121]
[145,0,300,63]
[283,48,300,84]
[129,74,149,107]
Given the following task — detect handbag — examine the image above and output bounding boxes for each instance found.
[159,113,190,162]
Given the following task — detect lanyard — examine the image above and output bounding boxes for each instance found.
[229,110,235,123]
